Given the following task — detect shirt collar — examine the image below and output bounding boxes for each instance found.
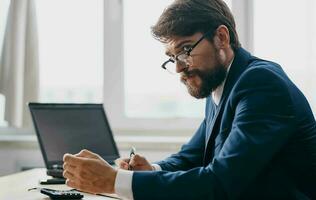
[212,57,234,106]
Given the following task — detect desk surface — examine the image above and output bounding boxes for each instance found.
[0,168,119,200]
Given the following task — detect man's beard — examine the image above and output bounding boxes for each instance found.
[180,55,227,99]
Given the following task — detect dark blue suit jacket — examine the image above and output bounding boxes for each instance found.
[132,48,316,200]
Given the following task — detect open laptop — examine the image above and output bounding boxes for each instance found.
[29,103,120,178]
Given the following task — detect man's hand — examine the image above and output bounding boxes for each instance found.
[63,149,117,194]
[115,154,154,171]
[75,149,102,160]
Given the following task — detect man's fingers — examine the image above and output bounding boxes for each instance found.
[128,154,153,171]
[63,163,76,171]
[63,153,88,166]
[115,158,130,170]
[75,149,99,159]
[64,167,98,183]
[120,162,129,170]
[115,158,130,164]
[129,154,142,167]
[131,154,142,162]
[66,179,95,194]
[66,179,76,188]
[63,170,75,179]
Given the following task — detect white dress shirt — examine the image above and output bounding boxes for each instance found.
[115,164,161,200]
[212,59,232,106]
[114,59,234,200]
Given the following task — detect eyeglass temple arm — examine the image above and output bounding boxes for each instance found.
[161,58,174,69]
[188,29,214,54]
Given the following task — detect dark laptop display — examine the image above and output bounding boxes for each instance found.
[29,103,120,169]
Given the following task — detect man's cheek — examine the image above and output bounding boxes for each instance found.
[186,74,202,88]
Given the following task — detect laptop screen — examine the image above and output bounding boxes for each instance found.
[29,103,120,167]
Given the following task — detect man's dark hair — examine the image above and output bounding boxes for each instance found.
[151,0,241,51]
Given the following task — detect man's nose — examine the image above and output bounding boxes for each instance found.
[176,62,187,73]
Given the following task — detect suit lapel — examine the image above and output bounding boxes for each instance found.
[203,48,253,165]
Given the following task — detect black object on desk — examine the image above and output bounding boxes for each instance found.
[40,188,83,199]
[40,165,65,185]
[47,168,64,179]
[39,177,66,185]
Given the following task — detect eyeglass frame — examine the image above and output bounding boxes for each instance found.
[161,28,215,73]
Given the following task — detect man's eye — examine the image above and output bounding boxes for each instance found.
[183,45,191,51]
[168,55,175,62]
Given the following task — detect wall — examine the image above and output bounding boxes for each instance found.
[0,130,186,176]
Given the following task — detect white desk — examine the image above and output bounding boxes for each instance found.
[0,168,119,200]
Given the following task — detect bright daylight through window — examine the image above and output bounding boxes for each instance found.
[36,0,103,104]
[0,0,10,126]
[123,0,232,119]
[253,0,316,115]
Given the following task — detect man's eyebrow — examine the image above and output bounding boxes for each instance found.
[175,40,192,50]
[165,51,172,57]
[165,39,192,56]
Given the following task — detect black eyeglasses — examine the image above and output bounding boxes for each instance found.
[161,28,214,74]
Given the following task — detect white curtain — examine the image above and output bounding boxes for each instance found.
[0,0,39,128]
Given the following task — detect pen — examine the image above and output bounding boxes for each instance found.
[128,146,136,170]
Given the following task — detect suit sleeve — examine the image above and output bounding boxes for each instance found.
[155,118,206,171]
[132,67,296,200]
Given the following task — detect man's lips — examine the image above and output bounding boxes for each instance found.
[181,73,196,83]
[181,69,199,79]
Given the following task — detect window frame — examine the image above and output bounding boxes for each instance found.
[232,0,254,52]
[103,0,252,132]
[0,0,11,126]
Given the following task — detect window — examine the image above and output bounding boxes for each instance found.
[104,0,232,131]
[253,0,316,114]
[124,0,232,119]
[123,0,204,119]
[0,0,10,57]
[36,0,103,103]
[0,0,10,126]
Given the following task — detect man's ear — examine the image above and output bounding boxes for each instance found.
[214,25,230,49]
[213,35,222,49]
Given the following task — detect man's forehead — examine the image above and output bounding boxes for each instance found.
[165,35,190,48]
[164,33,202,55]
[164,36,190,55]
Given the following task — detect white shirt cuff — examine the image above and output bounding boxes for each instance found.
[151,164,162,171]
[114,169,134,200]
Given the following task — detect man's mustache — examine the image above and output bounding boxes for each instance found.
[181,68,202,79]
